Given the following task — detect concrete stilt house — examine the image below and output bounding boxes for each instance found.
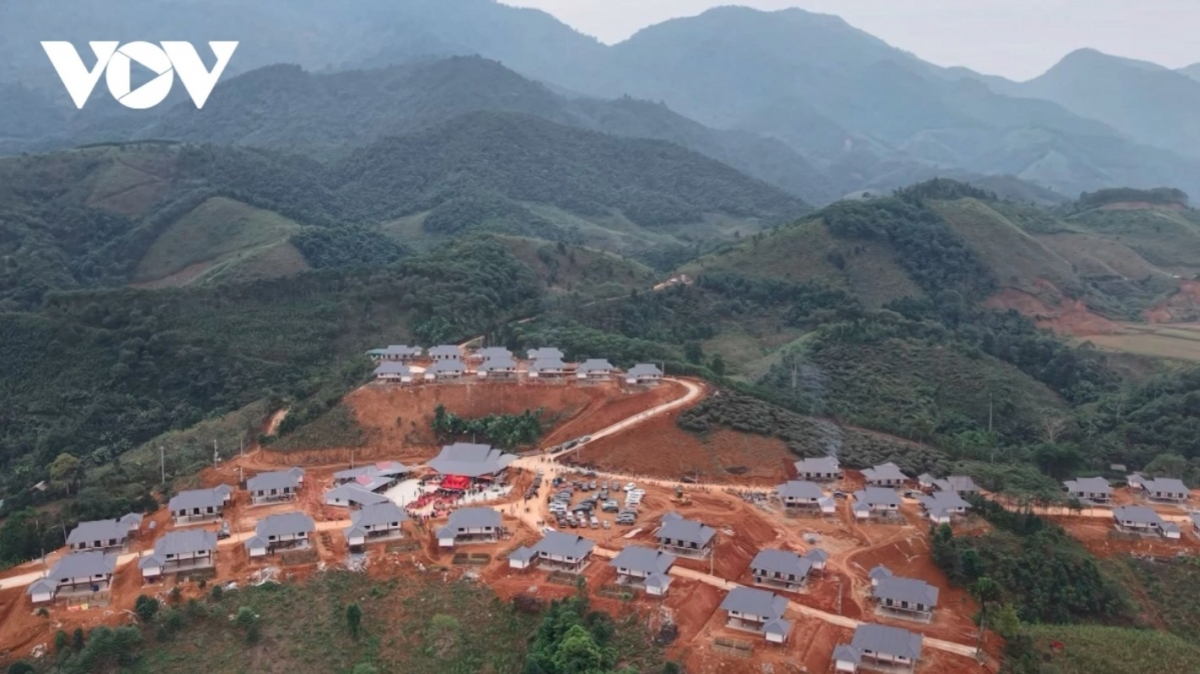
[852,487,902,520]
[28,551,120,605]
[624,363,664,386]
[67,518,136,552]
[610,546,676,595]
[367,345,422,362]
[932,475,979,496]
[507,531,595,573]
[528,356,568,380]
[793,456,842,482]
[527,347,564,361]
[656,514,716,558]
[862,462,908,488]
[245,512,314,558]
[246,468,303,505]
[576,359,615,381]
[324,483,391,508]
[425,358,466,382]
[803,548,829,572]
[437,508,503,548]
[750,549,813,591]
[477,355,518,380]
[1140,477,1190,504]
[1063,476,1112,504]
[428,345,462,361]
[777,480,826,512]
[168,486,231,525]
[917,491,972,524]
[834,624,923,673]
[139,530,218,582]
[345,501,408,548]
[373,361,414,384]
[874,576,940,621]
[719,587,792,643]
[1113,505,1181,539]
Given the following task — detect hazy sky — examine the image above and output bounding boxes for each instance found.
[502,0,1200,81]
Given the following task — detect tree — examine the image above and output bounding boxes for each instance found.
[683,341,703,365]
[6,662,34,674]
[48,453,83,494]
[551,624,605,674]
[346,602,363,639]
[72,627,85,651]
[351,665,379,674]
[425,614,461,658]
[54,629,69,653]
[135,594,160,622]
[710,354,726,377]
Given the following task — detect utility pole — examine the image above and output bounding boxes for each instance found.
[159,446,165,485]
[213,439,219,467]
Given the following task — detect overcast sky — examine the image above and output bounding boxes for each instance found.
[502,0,1200,81]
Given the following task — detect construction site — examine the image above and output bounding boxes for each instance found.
[1,344,1197,673]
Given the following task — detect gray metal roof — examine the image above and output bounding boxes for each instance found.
[444,507,502,531]
[533,531,594,558]
[869,565,893,581]
[719,587,788,619]
[427,359,466,374]
[875,577,940,607]
[750,549,813,577]
[934,475,979,493]
[863,462,908,482]
[334,461,410,481]
[529,356,567,373]
[478,355,517,371]
[66,519,129,545]
[351,501,408,528]
[374,362,411,376]
[850,624,923,660]
[803,548,829,563]
[644,572,672,590]
[509,546,537,562]
[1143,477,1189,495]
[854,487,902,507]
[832,644,862,664]
[169,487,227,512]
[527,348,563,360]
[627,363,663,377]
[477,347,513,360]
[610,546,676,574]
[255,512,314,538]
[326,484,390,506]
[380,345,421,357]
[48,551,118,579]
[28,578,57,595]
[918,491,971,512]
[577,359,614,373]
[428,443,516,477]
[778,480,824,500]
[247,469,302,492]
[658,517,716,546]
[763,618,792,636]
[793,456,840,474]
[1064,476,1111,495]
[155,530,218,556]
[429,345,461,357]
[1113,505,1166,526]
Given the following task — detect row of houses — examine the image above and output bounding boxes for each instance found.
[792,457,981,496]
[374,358,664,386]
[1064,474,1191,505]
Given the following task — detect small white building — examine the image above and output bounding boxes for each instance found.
[625,363,663,385]
[437,508,503,548]
[576,359,615,381]
[373,361,415,384]
[247,468,303,505]
[245,512,314,558]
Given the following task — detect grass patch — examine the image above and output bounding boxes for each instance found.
[1018,624,1200,674]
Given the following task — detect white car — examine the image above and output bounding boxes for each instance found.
[624,483,637,492]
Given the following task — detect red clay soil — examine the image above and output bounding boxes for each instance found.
[985,285,1122,336]
[1049,516,1200,559]
[248,380,681,468]
[1144,280,1200,323]
[570,408,794,486]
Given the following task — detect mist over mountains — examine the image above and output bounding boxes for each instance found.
[5,0,1200,200]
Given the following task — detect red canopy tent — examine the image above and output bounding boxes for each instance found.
[439,475,470,492]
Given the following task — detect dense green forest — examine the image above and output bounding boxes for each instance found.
[431,405,545,450]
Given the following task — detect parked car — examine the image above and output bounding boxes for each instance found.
[602,500,619,512]
[590,516,600,528]
[217,521,231,539]
[616,515,636,525]
[624,482,637,492]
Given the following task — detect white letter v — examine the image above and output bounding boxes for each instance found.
[41,41,119,109]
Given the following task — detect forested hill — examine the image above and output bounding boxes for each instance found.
[326,111,809,226]
[139,57,835,203]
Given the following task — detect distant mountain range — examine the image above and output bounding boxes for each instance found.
[5,0,1200,200]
